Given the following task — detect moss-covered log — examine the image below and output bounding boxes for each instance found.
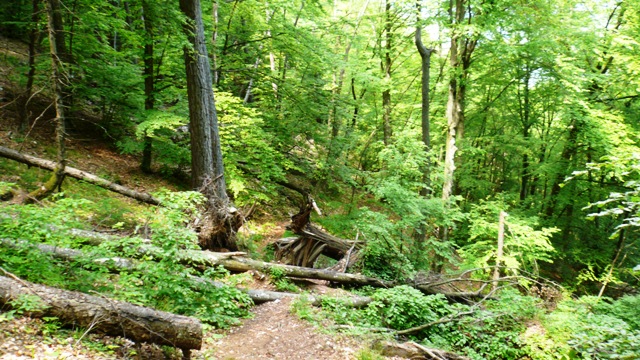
[0,275,202,350]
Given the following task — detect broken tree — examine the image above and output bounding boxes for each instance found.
[275,193,361,267]
[0,274,202,351]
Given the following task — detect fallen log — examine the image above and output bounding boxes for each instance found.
[0,145,161,205]
[62,228,493,301]
[0,274,202,351]
[0,238,372,307]
[56,228,391,288]
[378,341,470,360]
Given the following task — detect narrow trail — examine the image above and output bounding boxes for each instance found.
[200,298,360,360]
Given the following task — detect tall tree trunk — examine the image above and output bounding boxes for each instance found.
[519,67,531,202]
[415,0,433,196]
[442,0,475,201]
[180,0,238,251]
[27,0,67,202]
[18,0,41,134]
[381,0,393,146]
[179,0,227,201]
[140,0,154,173]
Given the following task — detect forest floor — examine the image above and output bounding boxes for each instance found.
[0,297,385,359]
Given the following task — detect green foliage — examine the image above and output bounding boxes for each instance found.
[458,199,557,276]
[0,195,252,328]
[9,294,48,315]
[316,286,540,360]
[526,295,640,359]
[268,267,299,293]
[367,286,451,330]
[354,348,386,360]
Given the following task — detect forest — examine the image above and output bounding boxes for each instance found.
[0,0,639,359]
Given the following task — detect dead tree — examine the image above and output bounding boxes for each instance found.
[274,181,361,268]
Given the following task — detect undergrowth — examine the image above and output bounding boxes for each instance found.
[0,192,252,327]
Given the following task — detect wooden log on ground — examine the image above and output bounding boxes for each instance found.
[0,275,202,351]
[55,228,390,288]
[0,145,161,205]
[61,228,492,301]
[0,238,372,307]
[378,341,470,360]
[217,256,392,288]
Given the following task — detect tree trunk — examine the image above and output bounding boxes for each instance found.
[519,66,532,202]
[382,0,393,146]
[415,0,433,197]
[140,0,154,174]
[379,341,470,360]
[28,0,67,203]
[0,275,202,351]
[275,197,362,266]
[17,0,41,134]
[180,0,240,251]
[0,146,161,205]
[442,0,476,203]
[179,0,227,201]
[0,237,372,307]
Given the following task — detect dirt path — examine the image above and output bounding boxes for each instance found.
[0,297,380,359]
[198,298,361,360]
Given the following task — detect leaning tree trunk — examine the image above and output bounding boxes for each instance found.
[27,0,67,203]
[180,0,240,251]
[0,275,202,351]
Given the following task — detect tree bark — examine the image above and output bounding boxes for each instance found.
[442,0,476,202]
[180,0,240,252]
[0,275,202,350]
[179,0,227,201]
[276,197,362,266]
[382,0,393,146]
[27,0,68,203]
[415,1,433,197]
[17,0,41,134]
[140,0,154,174]
[0,146,161,205]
